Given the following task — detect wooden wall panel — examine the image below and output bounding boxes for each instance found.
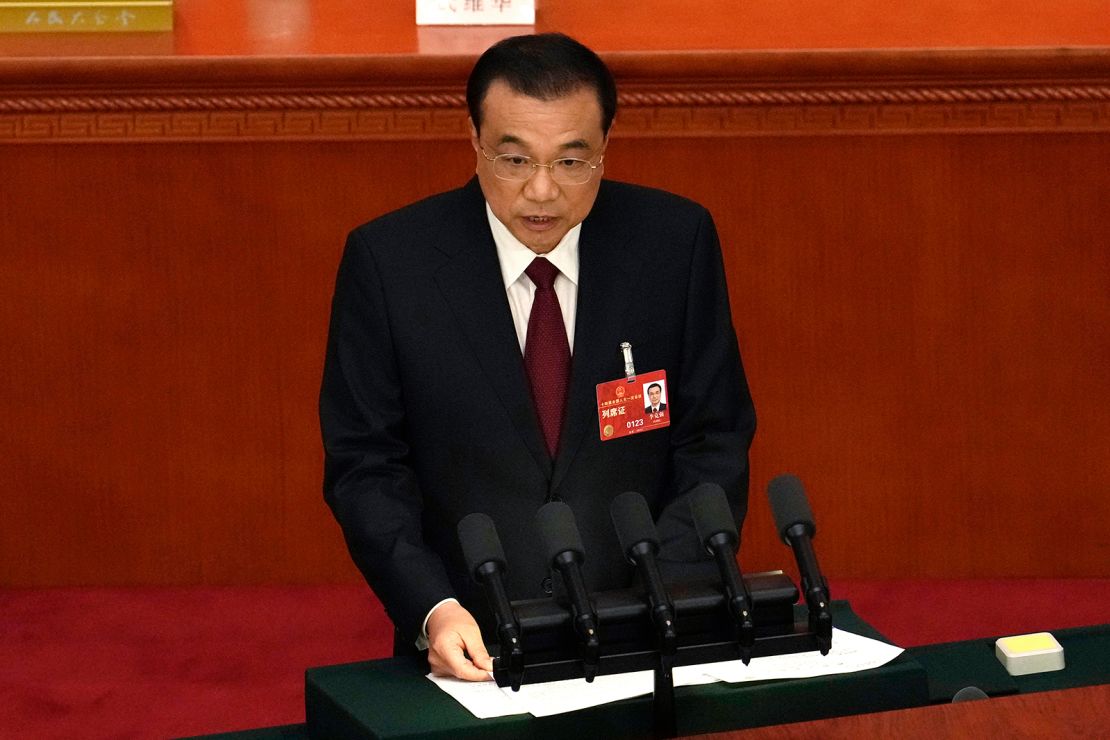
[610,135,1110,578]
[0,141,471,585]
[2,130,1107,585]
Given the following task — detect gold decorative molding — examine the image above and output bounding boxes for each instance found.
[0,108,471,141]
[616,99,1110,137]
[624,84,1110,106]
[0,91,468,113]
[3,53,1110,141]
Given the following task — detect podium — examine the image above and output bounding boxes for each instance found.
[304,602,929,739]
[184,616,1109,739]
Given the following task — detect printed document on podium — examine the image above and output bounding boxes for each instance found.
[428,628,904,718]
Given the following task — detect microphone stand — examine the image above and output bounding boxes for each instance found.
[630,542,678,739]
[785,523,832,656]
[653,650,677,739]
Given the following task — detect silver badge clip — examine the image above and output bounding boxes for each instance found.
[620,342,636,383]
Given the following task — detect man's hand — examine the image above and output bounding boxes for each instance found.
[426,601,493,681]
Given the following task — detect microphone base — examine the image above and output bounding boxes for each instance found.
[491,623,824,687]
[490,572,821,688]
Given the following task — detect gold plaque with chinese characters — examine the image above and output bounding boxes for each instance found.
[0,1,173,33]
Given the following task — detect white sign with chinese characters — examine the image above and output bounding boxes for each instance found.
[416,0,534,26]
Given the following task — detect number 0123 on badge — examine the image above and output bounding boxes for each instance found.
[596,370,670,441]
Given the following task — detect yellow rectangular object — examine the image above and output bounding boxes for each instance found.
[0,2,173,33]
[995,632,1065,676]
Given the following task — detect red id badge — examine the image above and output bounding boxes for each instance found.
[596,369,670,441]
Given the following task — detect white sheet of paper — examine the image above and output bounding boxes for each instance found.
[501,660,728,717]
[671,665,722,686]
[427,629,903,719]
[426,673,529,719]
[698,628,904,683]
[498,669,655,717]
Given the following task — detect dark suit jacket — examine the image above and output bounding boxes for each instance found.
[646,403,667,414]
[320,178,755,644]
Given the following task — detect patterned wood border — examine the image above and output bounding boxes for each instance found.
[2,84,1110,141]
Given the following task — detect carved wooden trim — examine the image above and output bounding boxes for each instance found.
[3,83,1109,113]
[616,100,1110,138]
[0,92,467,113]
[3,81,1110,141]
[622,85,1110,106]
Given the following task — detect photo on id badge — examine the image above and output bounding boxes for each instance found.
[644,380,668,418]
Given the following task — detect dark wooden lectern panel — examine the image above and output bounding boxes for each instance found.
[722,683,1110,739]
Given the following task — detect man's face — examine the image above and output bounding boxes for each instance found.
[648,386,661,406]
[471,80,607,254]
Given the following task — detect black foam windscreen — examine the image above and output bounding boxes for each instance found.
[536,501,585,564]
[610,491,659,555]
[767,474,816,541]
[457,512,506,578]
[688,482,737,550]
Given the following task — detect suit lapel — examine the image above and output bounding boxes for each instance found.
[433,181,552,476]
[552,185,647,491]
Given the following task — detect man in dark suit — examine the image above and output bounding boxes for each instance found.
[320,33,755,681]
[645,382,667,415]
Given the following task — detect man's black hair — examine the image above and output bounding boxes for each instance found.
[647,383,661,393]
[467,33,617,136]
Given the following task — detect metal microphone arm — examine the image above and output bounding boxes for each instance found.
[553,550,601,681]
[475,561,525,689]
[785,523,832,655]
[706,532,755,663]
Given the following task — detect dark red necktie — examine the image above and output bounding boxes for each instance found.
[524,258,571,458]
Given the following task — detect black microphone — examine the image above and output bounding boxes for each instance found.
[767,474,832,654]
[688,482,755,663]
[610,491,676,653]
[457,512,524,690]
[536,501,601,681]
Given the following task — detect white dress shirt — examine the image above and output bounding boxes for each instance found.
[486,202,580,353]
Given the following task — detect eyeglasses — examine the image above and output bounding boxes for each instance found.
[480,147,604,186]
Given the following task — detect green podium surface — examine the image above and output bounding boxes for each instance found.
[303,602,928,740]
[190,612,1109,740]
[905,622,1110,703]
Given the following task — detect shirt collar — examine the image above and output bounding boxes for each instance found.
[486,202,580,289]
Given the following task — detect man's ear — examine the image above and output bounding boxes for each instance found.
[469,117,480,152]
